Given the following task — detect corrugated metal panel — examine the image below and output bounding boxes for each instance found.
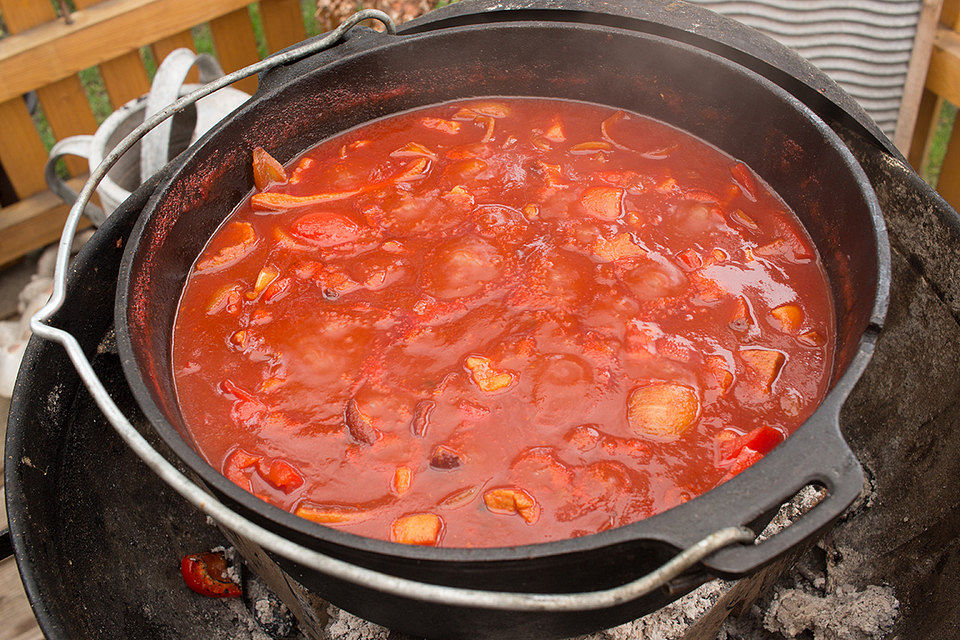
[688,0,923,135]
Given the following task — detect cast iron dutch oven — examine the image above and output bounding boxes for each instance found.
[114,1,889,637]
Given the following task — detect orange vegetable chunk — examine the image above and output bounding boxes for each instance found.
[392,466,412,495]
[464,355,516,392]
[295,504,373,525]
[252,189,360,211]
[771,304,804,334]
[580,186,624,221]
[483,487,540,524]
[252,147,287,191]
[627,383,700,439]
[195,222,257,272]
[570,141,613,154]
[740,348,786,393]
[390,513,444,545]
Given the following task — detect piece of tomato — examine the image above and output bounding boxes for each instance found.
[291,212,363,247]
[257,458,304,492]
[180,552,241,598]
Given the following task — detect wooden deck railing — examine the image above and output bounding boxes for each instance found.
[0,0,306,265]
[910,0,960,206]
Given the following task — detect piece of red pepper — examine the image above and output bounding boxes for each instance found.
[180,552,241,598]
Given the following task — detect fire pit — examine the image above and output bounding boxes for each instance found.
[6,1,960,638]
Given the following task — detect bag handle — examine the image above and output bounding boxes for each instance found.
[140,50,228,181]
[43,135,107,226]
[28,9,757,611]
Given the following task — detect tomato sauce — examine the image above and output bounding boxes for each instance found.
[172,98,835,548]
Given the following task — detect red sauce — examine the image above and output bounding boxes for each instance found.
[172,98,835,548]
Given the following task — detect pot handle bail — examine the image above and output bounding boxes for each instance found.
[26,9,764,612]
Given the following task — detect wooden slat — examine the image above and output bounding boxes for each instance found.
[73,0,151,109]
[209,8,260,94]
[0,0,57,33]
[908,89,943,170]
[0,0,62,196]
[0,0,252,104]
[0,0,95,177]
[0,178,92,266]
[936,120,960,207]
[259,0,306,53]
[894,0,944,153]
[0,100,49,199]
[944,0,960,29]
[927,26,960,107]
[35,77,100,176]
[151,30,200,83]
[97,50,152,108]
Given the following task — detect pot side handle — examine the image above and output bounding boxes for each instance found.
[698,333,877,576]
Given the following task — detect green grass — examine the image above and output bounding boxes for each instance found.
[922,101,959,187]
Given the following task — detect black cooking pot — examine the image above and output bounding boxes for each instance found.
[114,2,889,638]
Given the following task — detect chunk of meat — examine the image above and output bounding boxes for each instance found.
[621,260,687,300]
[705,355,734,393]
[420,118,461,134]
[344,398,381,445]
[391,513,444,545]
[252,147,287,191]
[483,487,540,524]
[291,212,364,247]
[592,233,645,262]
[390,142,437,160]
[740,348,786,394]
[627,383,701,439]
[429,445,464,470]
[580,186,624,221]
[424,237,503,299]
[542,115,567,142]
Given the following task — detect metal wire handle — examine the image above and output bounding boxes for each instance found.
[28,9,756,612]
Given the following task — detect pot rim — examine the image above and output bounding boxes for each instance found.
[115,19,889,569]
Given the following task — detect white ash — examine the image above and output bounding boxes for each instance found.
[762,584,899,640]
[211,545,244,586]
[326,609,391,640]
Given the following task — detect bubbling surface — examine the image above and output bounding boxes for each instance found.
[172,97,834,548]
